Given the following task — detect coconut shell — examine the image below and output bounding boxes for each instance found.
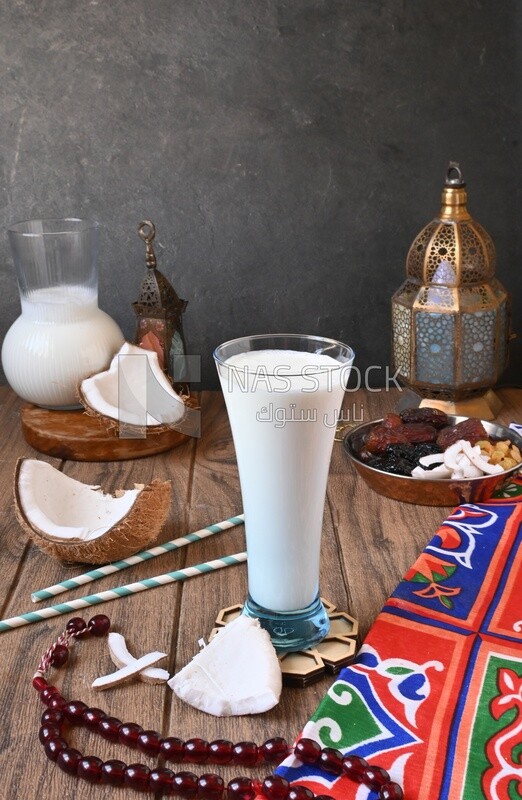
[14,462,172,564]
[78,390,183,436]
[77,341,191,435]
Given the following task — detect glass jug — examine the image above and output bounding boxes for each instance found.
[1,218,124,409]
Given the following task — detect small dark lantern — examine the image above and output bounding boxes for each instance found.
[133,220,188,383]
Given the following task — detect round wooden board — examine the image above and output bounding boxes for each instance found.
[20,405,191,461]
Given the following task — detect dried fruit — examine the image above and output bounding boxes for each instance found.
[356,412,520,481]
[400,422,438,444]
[478,439,522,470]
[399,407,449,428]
[437,418,488,449]
[382,413,403,429]
[411,442,442,460]
[364,426,408,454]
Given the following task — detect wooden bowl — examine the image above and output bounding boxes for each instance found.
[343,415,522,507]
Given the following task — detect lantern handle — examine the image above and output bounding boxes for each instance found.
[137,220,157,269]
[445,162,465,187]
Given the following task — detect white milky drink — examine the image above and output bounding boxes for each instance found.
[1,285,124,408]
[219,348,349,612]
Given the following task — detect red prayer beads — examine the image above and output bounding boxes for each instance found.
[50,643,69,668]
[33,616,404,800]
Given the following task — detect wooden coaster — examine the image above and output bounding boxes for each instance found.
[20,404,192,462]
[213,600,359,688]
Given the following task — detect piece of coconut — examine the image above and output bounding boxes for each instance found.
[443,440,466,472]
[411,463,452,479]
[80,341,186,428]
[108,632,170,684]
[92,650,168,690]
[418,453,445,468]
[461,440,504,475]
[14,458,171,564]
[168,615,282,716]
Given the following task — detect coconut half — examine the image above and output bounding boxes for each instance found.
[79,342,187,429]
[14,458,171,564]
[168,615,282,716]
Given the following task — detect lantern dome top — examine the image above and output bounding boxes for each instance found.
[405,163,496,287]
[133,220,186,318]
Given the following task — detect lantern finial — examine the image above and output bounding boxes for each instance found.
[137,220,157,269]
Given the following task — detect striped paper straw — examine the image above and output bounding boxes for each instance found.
[32,514,244,603]
[0,552,247,634]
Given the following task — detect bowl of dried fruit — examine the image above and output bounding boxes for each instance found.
[343,408,522,506]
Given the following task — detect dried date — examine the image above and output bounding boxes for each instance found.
[437,418,488,449]
[401,422,438,444]
[364,425,409,454]
[365,418,438,453]
[382,412,403,429]
[399,407,449,429]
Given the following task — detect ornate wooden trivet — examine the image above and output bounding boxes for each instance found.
[212,599,359,688]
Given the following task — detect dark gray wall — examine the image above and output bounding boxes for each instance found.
[0,0,520,389]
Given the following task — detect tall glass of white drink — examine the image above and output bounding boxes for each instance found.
[214,334,354,652]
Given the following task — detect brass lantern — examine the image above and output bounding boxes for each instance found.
[133,220,188,383]
[391,163,511,418]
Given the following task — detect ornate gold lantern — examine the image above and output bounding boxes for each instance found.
[391,163,511,418]
[133,220,188,384]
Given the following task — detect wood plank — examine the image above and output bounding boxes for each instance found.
[0,394,198,798]
[0,385,519,798]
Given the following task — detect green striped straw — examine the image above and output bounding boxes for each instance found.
[0,552,247,633]
[32,514,244,603]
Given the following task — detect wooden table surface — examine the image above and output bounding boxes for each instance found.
[0,386,520,798]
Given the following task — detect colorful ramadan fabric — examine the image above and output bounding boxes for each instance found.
[277,475,522,800]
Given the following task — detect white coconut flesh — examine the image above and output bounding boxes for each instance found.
[80,341,186,427]
[17,459,143,541]
[168,615,282,717]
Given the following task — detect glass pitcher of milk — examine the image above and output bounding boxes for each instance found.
[1,218,124,409]
[214,334,354,652]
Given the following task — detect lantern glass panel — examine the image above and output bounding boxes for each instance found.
[415,312,455,384]
[461,311,496,383]
[392,304,411,378]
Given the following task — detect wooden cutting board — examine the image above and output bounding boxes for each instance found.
[20,404,192,461]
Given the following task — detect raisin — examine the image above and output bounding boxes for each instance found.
[382,413,403,429]
[364,425,409,454]
[399,407,449,429]
[380,457,414,476]
[412,442,442,460]
[401,422,438,444]
[385,443,416,460]
[437,418,488,449]
[366,456,388,470]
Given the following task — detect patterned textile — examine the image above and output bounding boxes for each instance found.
[276,475,522,800]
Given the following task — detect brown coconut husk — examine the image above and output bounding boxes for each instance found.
[77,383,199,438]
[14,461,172,564]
